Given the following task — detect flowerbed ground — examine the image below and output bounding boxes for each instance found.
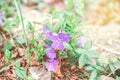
[0,0,120,80]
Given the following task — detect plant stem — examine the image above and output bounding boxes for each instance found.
[14,0,32,65]
[14,0,28,47]
[0,55,27,73]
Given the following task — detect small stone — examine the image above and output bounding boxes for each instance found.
[29,67,51,80]
[100,75,115,80]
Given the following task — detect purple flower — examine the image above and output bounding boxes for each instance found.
[58,32,70,43]
[43,25,53,39]
[51,32,70,51]
[77,37,86,47]
[51,39,64,51]
[46,48,56,60]
[78,18,82,23]
[51,33,70,51]
[45,60,59,72]
[73,0,78,12]
[44,27,71,72]
[44,27,71,51]
[0,13,3,25]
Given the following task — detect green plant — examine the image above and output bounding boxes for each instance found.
[0,0,19,31]
[3,42,13,51]
[5,50,13,62]
[0,34,3,42]
[14,0,28,46]
[15,67,27,79]
[0,0,120,80]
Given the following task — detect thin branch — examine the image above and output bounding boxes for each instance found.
[102,68,118,80]
[94,43,120,55]
[0,54,27,73]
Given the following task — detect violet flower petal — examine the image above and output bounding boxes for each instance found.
[44,27,71,51]
[0,20,2,25]
[0,13,3,25]
[78,18,82,23]
[51,40,64,51]
[58,32,70,42]
[46,48,56,59]
[73,0,78,12]
[43,25,53,39]
[45,60,59,72]
[0,13,3,19]
[78,37,86,47]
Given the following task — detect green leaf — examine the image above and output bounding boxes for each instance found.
[98,56,109,64]
[50,7,56,14]
[58,21,66,33]
[31,39,37,46]
[16,36,25,44]
[26,74,34,80]
[109,64,115,74]
[85,66,94,72]
[116,76,120,80]
[75,48,86,54]
[67,0,74,11]
[87,51,99,58]
[27,21,34,32]
[114,61,120,68]
[71,38,78,46]
[65,23,73,33]
[5,50,13,61]
[84,41,92,50]
[16,62,21,67]
[79,54,86,68]
[44,47,50,53]
[15,67,26,79]
[73,26,83,32]
[3,42,13,51]
[59,52,68,58]
[89,70,98,80]
[63,42,72,50]
[0,34,3,43]
[95,66,106,73]
[45,40,52,46]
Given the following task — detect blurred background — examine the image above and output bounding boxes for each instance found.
[0,0,120,60]
[0,0,120,80]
